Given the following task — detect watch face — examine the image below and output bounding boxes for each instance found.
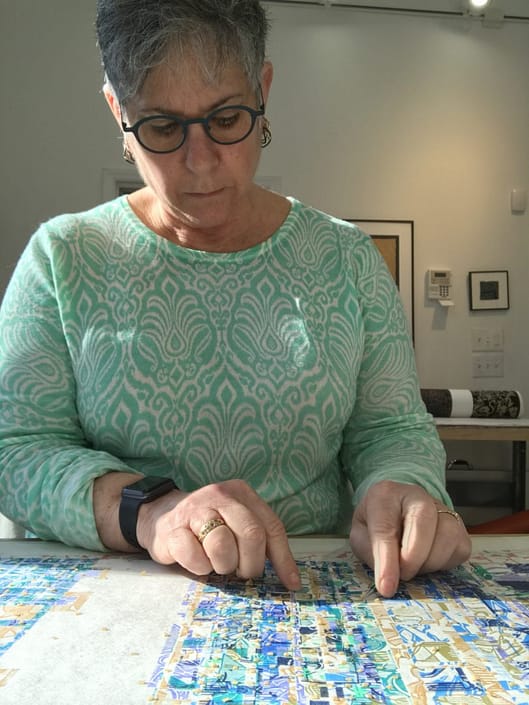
[122,476,176,500]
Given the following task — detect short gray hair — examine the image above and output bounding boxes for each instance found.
[95,0,270,104]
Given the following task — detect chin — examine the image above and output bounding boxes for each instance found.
[171,201,230,231]
[172,188,240,224]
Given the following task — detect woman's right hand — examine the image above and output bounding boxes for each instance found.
[136,479,301,590]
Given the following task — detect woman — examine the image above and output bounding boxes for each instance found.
[0,0,470,597]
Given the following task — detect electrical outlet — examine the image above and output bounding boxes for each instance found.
[472,353,504,377]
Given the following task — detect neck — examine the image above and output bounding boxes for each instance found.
[128,186,290,253]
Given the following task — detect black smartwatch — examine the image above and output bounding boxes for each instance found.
[119,476,176,550]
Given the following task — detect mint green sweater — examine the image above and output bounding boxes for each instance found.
[0,197,448,550]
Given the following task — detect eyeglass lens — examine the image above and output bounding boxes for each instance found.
[137,106,257,152]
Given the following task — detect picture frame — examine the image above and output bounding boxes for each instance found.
[347,219,414,339]
[468,270,509,311]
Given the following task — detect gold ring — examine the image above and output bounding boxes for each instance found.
[437,508,461,523]
[198,518,226,544]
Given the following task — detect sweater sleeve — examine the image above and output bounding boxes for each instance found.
[0,223,137,550]
[339,229,452,508]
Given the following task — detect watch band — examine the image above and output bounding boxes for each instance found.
[119,476,176,550]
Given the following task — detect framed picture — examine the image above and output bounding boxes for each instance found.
[468,270,509,311]
[347,219,414,339]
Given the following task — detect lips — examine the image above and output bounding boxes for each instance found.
[186,188,224,198]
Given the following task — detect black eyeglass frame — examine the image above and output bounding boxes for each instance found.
[121,102,265,154]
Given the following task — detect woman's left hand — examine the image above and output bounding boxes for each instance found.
[349,480,472,598]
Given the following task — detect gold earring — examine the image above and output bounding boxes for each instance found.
[261,117,272,148]
[123,144,136,164]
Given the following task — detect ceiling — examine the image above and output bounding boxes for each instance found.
[265,0,529,20]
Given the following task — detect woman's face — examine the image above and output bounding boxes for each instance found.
[116,58,272,234]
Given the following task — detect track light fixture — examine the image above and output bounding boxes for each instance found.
[464,0,492,16]
[462,0,504,27]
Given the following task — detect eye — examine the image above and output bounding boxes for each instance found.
[210,109,242,130]
[149,120,180,135]
[138,118,184,149]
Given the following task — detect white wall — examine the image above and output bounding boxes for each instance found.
[2,2,529,487]
[0,2,130,292]
[260,3,529,399]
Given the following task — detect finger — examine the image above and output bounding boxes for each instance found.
[222,507,268,580]
[191,500,267,581]
[351,498,402,598]
[398,500,438,581]
[370,534,401,598]
[159,527,213,575]
[188,514,240,576]
[217,501,297,588]
[223,482,300,590]
[199,522,239,576]
[264,516,301,591]
[419,510,472,574]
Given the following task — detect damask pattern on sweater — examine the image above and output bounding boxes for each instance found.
[0,197,448,549]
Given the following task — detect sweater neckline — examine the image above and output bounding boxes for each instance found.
[117,194,300,262]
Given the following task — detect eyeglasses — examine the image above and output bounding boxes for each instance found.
[121,102,265,154]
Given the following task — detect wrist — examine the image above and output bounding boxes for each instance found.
[119,476,177,550]
[94,472,144,552]
[136,487,187,553]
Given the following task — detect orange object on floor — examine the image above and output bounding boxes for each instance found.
[468,510,529,534]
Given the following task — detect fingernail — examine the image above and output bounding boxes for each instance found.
[289,571,301,591]
[379,576,397,598]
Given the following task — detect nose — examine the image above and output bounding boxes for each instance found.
[181,122,219,174]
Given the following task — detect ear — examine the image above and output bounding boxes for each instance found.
[260,61,273,107]
[103,84,123,127]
